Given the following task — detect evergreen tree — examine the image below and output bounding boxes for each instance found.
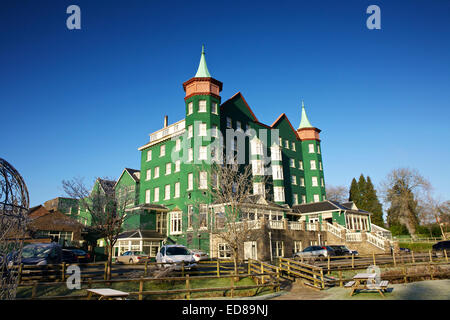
[357,174,368,209]
[365,176,384,227]
[349,178,360,204]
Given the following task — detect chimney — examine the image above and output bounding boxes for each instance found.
[164,115,168,128]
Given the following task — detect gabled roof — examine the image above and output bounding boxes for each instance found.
[97,178,116,195]
[221,92,259,122]
[115,168,140,188]
[292,200,371,215]
[118,229,165,240]
[270,113,300,140]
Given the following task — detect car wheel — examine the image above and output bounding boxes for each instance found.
[129,258,134,264]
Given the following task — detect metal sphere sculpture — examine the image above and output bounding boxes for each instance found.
[0,158,30,300]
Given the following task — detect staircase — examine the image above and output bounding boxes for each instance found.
[324,222,395,254]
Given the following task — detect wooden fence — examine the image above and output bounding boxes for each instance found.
[277,258,325,289]
[16,272,280,300]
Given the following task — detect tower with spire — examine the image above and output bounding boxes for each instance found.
[297,101,326,203]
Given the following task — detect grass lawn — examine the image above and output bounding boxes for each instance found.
[16,276,274,300]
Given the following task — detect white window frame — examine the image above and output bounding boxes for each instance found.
[187,173,193,190]
[302,195,306,203]
[291,142,296,151]
[272,165,283,180]
[313,194,320,202]
[300,178,305,186]
[188,125,193,139]
[154,187,160,202]
[293,194,299,205]
[310,160,317,170]
[146,169,151,181]
[198,100,207,112]
[165,163,171,175]
[164,184,170,200]
[290,159,295,168]
[291,176,297,185]
[160,145,165,157]
[170,211,182,235]
[188,148,193,162]
[211,102,218,114]
[236,121,242,130]
[312,176,318,187]
[299,161,304,170]
[218,243,231,259]
[274,186,285,202]
[145,189,151,204]
[199,146,207,161]
[226,117,232,128]
[174,182,180,198]
[308,144,315,153]
[199,171,207,189]
[146,150,152,161]
[175,139,181,151]
[199,123,207,136]
[154,166,160,178]
[188,102,193,115]
[175,160,181,172]
[271,145,281,161]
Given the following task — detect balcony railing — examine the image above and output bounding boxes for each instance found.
[326,223,344,239]
[288,221,304,231]
[268,220,284,230]
[366,232,386,250]
[346,232,362,242]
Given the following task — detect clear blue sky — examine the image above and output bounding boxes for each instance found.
[1,0,449,207]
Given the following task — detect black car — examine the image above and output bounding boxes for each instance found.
[21,243,62,265]
[432,240,450,257]
[65,248,91,263]
[62,249,78,263]
[328,245,352,256]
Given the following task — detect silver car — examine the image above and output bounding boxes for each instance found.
[190,249,209,262]
[116,251,148,264]
[156,245,196,270]
[294,246,335,259]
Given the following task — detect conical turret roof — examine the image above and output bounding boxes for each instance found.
[298,101,313,129]
[194,45,211,77]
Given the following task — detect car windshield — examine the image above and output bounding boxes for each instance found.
[22,245,53,259]
[166,247,189,256]
[132,252,145,255]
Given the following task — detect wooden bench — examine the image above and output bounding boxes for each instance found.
[344,281,355,288]
[366,280,389,297]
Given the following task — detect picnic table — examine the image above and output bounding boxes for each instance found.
[87,288,129,300]
[344,273,389,297]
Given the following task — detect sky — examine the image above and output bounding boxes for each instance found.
[1,0,449,208]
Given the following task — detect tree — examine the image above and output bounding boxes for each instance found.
[206,161,264,275]
[381,168,430,237]
[349,174,384,227]
[418,195,449,240]
[349,178,360,204]
[325,185,348,203]
[62,177,135,280]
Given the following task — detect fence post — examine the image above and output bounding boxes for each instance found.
[216,260,220,277]
[403,266,408,283]
[103,262,108,281]
[429,250,433,263]
[327,256,331,275]
[230,276,235,298]
[144,261,148,277]
[429,264,434,280]
[339,271,343,287]
[18,264,23,284]
[444,250,448,263]
[320,268,325,289]
[61,262,66,281]
[351,254,355,269]
[276,267,280,282]
[31,281,38,300]
[186,274,191,300]
[393,251,397,267]
[139,277,144,301]
[88,278,92,289]
[261,263,264,284]
[181,263,185,277]
[372,253,376,266]
[411,251,415,264]
[248,260,251,275]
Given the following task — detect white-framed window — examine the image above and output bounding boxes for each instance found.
[319,162,323,170]
[146,169,151,181]
[187,205,193,229]
[293,194,299,205]
[160,145,165,157]
[188,148,193,162]
[218,243,231,259]
[321,178,324,187]
[271,145,281,161]
[278,137,282,147]
[294,241,302,253]
[199,171,207,189]
[175,139,181,151]
[272,165,283,180]
[188,102,193,115]
[299,161,303,170]
[146,150,152,161]
[199,123,207,136]
[154,187,160,202]
[198,100,207,112]
[187,173,193,190]
[291,176,297,185]
[226,117,232,128]
[199,146,207,160]
[302,195,306,203]
[251,139,263,155]
[211,102,218,114]
[290,159,295,168]
[175,160,181,172]
[252,159,264,176]
[211,146,218,161]
[170,211,182,235]
[164,184,170,200]
[317,145,321,154]
[188,125,193,138]
[174,182,180,198]
[310,160,317,170]
[312,176,318,187]
[212,124,218,137]
[313,194,320,202]
[199,204,208,229]
[274,186,285,202]
[253,182,265,195]
[300,177,305,186]
[154,166,160,178]
[291,142,296,151]
[271,241,284,258]
[308,144,315,153]
[165,163,171,175]
[145,189,150,204]
[236,121,242,130]
[285,140,289,149]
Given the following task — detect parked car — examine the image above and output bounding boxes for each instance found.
[66,248,91,263]
[116,251,149,264]
[327,245,353,256]
[190,249,209,262]
[156,245,196,270]
[399,247,411,254]
[293,246,336,259]
[432,240,450,257]
[20,243,62,265]
[62,249,78,263]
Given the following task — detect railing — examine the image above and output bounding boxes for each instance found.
[371,223,393,239]
[326,223,344,239]
[288,221,304,231]
[149,120,185,142]
[268,220,284,230]
[346,232,362,242]
[306,223,318,231]
[367,232,386,250]
[277,258,325,289]
[234,220,261,230]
